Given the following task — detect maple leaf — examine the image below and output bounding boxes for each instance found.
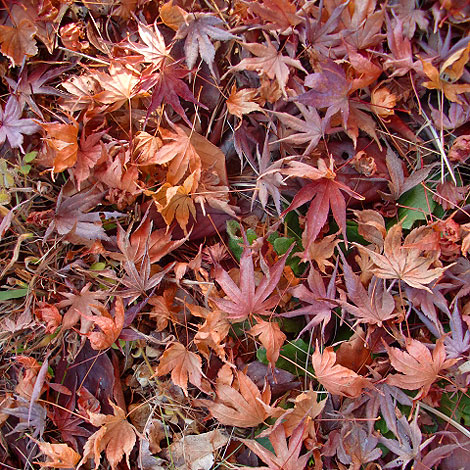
[191,304,230,360]
[294,58,350,127]
[381,147,432,201]
[0,19,38,67]
[140,60,205,126]
[339,254,398,326]
[230,37,306,96]
[282,266,337,336]
[57,282,107,334]
[385,337,456,400]
[355,222,450,292]
[378,409,435,470]
[175,13,235,75]
[72,129,106,190]
[126,21,170,66]
[0,96,39,151]
[195,370,280,427]
[155,342,206,396]
[422,58,470,104]
[282,158,363,246]
[41,120,79,173]
[298,232,339,273]
[271,103,333,154]
[281,389,326,437]
[214,244,291,320]
[93,62,144,112]
[311,345,371,398]
[239,422,312,470]
[250,318,286,368]
[44,188,120,242]
[151,125,202,185]
[6,65,71,118]
[251,133,285,215]
[226,84,262,119]
[83,297,125,350]
[35,441,81,468]
[115,211,185,264]
[152,172,197,234]
[80,402,136,470]
[244,0,302,32]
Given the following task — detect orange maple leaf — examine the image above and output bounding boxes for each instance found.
[385,337,456,400]
[311,345,371,398]
[0,19,38,67]
[41,121,79,173]
[35,441,81,468]
[196,371,281,427]
[155,342,207,396]
[81,402,136,470]
[250,318,286,368]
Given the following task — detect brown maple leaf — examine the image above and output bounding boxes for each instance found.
[311,345,371,398]
[155,342,207,396]
[34,441,81,468]
[41,121,79,173]
[244,0,303,32]
[226,84,262,119]
[80,402,136,470]
[0,19,38,67]
[422,58,470,104]
[195,371,280,427]
[229,36,306,97]
[385,337,456,400]
[239,422,312,470]
[355,222,450,292]
[214,244,291,320]
[250,318,286,368]
[83,297,125,350]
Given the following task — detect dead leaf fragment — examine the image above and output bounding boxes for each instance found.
[226,84,262,119]
[0,19,38,67]
[250,318,286,368]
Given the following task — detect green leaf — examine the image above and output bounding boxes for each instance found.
[23,151,37,163]
[257,338,313,376]
[398,185,436,230]
[0,288,28,300]
[440,391,470,426]
[226,220,257,261]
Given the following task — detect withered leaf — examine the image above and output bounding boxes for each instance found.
[355,222,449,292]
[81,402,136,470]
[311,345,371,398]
[196,371,280,427]
[250,318,286,368]
[385,337,456,399]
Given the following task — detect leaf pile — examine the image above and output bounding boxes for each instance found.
[1,1,470,469]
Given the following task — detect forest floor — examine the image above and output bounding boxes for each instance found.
[1,0,470,469]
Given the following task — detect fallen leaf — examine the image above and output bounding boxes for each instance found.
[0,19,38,67]
[164,430,229,470]
[35,441,81,468]
[226,84,262,119]
[41,121,79,173]
[83,297,125,350]
[80,402,136,470]
[195,371,280,427]
[250,318,286,368]
[239,422,312,470]
[311,345,371,398]
[156,342,206,396]
[355,222,449,292]
[230,37,306,96]
[175,13,235,75]
[385,337,456,399]
[0,96,39,151]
